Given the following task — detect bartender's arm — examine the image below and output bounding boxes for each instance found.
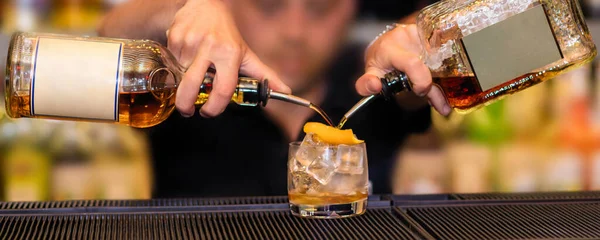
[98,0,291,118]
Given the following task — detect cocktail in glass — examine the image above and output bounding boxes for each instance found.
[288,134,368,218]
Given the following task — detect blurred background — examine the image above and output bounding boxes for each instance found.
[0,0,600,201]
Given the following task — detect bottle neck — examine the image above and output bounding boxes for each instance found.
[379,70,412,99]
[159,65,310,109]
[338,70,413,128]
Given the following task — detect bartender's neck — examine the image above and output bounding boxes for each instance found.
[263,78,328,142]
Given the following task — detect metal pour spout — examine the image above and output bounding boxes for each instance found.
[267,90,335,127]
[338,70,411,129]
[268,90,311,107]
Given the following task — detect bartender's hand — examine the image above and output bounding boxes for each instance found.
[168,0,291,118]
[355,24,451,116]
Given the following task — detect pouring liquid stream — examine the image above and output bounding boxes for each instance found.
[337,95,377,129]
[337,117,348,129]
[309,104,335,127]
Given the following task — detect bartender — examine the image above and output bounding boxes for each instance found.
[98,0,450,198]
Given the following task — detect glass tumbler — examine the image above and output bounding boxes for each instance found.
[288,142,369,218]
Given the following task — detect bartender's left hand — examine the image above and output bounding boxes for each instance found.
[355,24,451,116]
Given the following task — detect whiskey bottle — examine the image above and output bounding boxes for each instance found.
[5,32,327,128]
[422,0,596,112]
[339,0,596,128]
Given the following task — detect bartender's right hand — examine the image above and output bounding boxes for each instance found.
[168,0,291,118]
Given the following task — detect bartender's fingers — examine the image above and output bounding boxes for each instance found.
[385,49,432,96]
[200,53,241,118]
[357,50,431,97]
[176,58,212,117]
[355,67,384,96]
[166,25,186,65]
[179,31,203,68]
[388,24,422,55]
[239,50,291,94]
[427,85,451,116]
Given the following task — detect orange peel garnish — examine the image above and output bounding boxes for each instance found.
[303,122,364,145]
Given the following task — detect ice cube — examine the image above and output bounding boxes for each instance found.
[291,171,320,194]
[456,0,535,36]
[322,173,366,195]
[290,158,305,172]
[335,144,364,175]
[306,133,324,144]
[306,155,336,185]
[295,133,326,166]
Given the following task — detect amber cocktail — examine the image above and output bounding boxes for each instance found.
[288,123,368,218]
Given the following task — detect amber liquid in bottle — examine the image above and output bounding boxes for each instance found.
[9,82,335,128]
[9,84,250,128]
[435,68,564,112]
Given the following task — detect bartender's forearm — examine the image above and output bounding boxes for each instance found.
[97,0,186,44]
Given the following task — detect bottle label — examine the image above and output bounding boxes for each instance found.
[31,37,123,121]
[459,3,563,92]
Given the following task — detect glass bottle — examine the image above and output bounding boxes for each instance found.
[5,32,326,128]
[419,0,596,113]
[341,0,597,126]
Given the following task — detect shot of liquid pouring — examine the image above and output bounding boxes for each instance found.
[268,90,335,127]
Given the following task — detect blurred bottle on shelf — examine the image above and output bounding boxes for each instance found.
[431,109,466,141]
[446,139,492,193]
[1,118,55,201]
[589,58,600,189]
[543,150,584,191]
[49,122,95,200]
[91,124,151,200]
[590,106,600,189]
[504,80,551,140]
[463,100,512,146]
[462,100,512,191]
[393,129,447,194]
[0,101,9,200]
[1,0,50,32]
[496,142,543,192]
[498,79,549,192]
[50,0,104,33]
[542,64,593,191]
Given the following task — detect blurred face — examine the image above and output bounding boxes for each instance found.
[226,0,357,94]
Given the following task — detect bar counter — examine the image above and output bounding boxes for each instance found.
[1,191,600,239]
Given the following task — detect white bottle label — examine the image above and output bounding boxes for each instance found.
[460,4,562,92]
[31,37,123,121]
